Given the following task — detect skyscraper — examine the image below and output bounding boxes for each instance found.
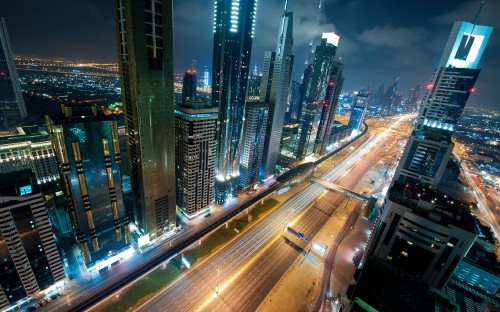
[286,80,301,123]
[314,60,344,155]
[239,102,268,190]
[295,32,339,160]
[47,104,130,264]
[381,78,399,116]
[175,101,217,218]
[0,17,27,131]
[296,64,313,121]
[0,171,65,310]
[114,0,176,238]
[212,0,258,204]
[181,68,197,104]
[347,93,368,132]
[247,70,262,99]
[259,3,294,181]
[394,21,492,187]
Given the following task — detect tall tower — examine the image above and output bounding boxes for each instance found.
[175,101,217,218]
[259,2,294,181]
[295,32,339,160]
[239,102,268,189]
[181,67,197,104]
[314,60,344,155]
[114,0,176,238]
[0,17,27,131]
[394,21,492,187]
[212,0,258,204]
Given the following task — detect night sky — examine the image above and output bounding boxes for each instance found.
[1,0,499,110]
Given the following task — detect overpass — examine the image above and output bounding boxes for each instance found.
[309,177,371,202]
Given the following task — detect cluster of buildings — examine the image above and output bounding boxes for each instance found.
[346,20,498,311]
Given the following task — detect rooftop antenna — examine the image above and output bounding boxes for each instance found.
[468,1,484,42]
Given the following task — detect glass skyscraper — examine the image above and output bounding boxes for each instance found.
[0,17,27,131]
[181,69,197,104]
[47,104,130,264]
[295,32,339,160]
[394,21,493,187]
[259,4,294,181]
[114,0,177,238]
[212,0,258,204]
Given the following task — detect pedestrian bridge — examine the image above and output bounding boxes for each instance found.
[309,177,371,202]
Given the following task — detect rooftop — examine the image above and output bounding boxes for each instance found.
[464,246,500,276]
[0,126,51,146]
[388,181,475,232]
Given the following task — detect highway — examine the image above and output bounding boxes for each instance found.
[136,115,411,312]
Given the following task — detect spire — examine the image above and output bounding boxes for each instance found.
[284,0,288,13]
[468,1,484,44]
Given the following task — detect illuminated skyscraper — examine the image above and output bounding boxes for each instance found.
[114,0,176,238]
[47,104,130,264]
[0,17,27,131]
[394,21,493,187]
[259,3,294,181]
[212,0,258,204]
[295,32,339,160]
[239,102,268,189]
[314,60,343,155]
[347,93,368,132]
[175,101,217,218]
[181,68,197,104]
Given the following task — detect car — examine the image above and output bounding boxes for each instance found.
[50,294,58,300]
[33,303,41,308]
[204,213,211,218]
[40,300,47,306]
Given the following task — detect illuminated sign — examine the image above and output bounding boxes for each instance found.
[19,185,32,195]
[443,21,492,69]
[322,32,340,47]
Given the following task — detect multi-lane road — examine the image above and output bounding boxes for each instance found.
[135,116,411,312]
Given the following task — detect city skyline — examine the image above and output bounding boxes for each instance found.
[1,0,499,110]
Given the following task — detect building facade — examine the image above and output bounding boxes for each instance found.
[175,101,217,218]
[347,93,369,132]
[0,17,27,131]
[0,171,65,310]
[393,21,492,187]
[212,0,258,203]
[47,104,130,264]
[114,0,177,237]
[259,5,294,181]
[239,102,268,190]
[0,126,59,185]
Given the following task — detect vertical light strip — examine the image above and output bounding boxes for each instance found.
[213,0,218,33]
[230,0,240,33]
[251,0,257,38]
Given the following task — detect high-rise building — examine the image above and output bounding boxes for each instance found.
[394,21,492,187]
[181,69,197,104]
[294,32,339,160]
[239,102,268,189]
[0,126,59,185]
[259,3,294,181]
[247,71,262,99]
[0,171,65,310]
[296,64,313,121]
[0,17,27,131]
[212,0,258,204]
[175,101,217,218]
[47,104,130,264]
[406,84,421,112]
[314,60,344,155]
[286,80,301,123]
[114,0,177,237]
[347,93,368,132]
[381,78,399,116]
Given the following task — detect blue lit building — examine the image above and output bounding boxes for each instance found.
[259,3,294,181]
[347,93,368,132]
[212,0,258,203]
[394,21,493,187]
[239,102,268,189]
[47,104,130,264]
